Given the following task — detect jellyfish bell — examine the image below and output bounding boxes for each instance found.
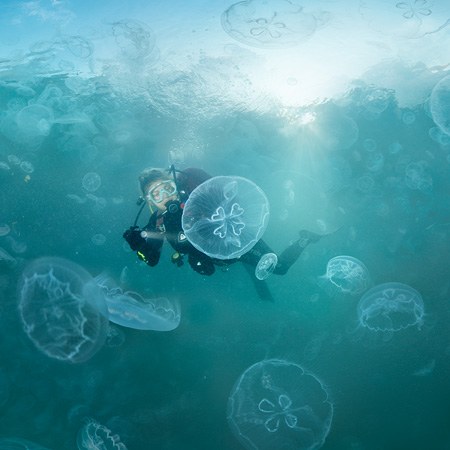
[227,359,333,450]
[349,282,425,347]
[182,176,270,260]
[255,253,278,280]
[17,257,109,363]
[318,255,371,297]
[95,274,180,331]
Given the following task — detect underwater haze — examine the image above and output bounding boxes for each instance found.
[1,0,450,449]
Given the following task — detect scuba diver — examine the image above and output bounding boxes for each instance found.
[123,166,324,277]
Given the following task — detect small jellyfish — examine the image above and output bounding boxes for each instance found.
[7,154,21,165]
[227,359,333,450]
[77,418,127,450]
[18,257,109,363]
[388,142,403,154]
[91,234,106,246]
[16,104,54,137]
[112,19,156,60]
[320,255,371,296]
[64,35,93,58]
[402,110,416,125]
[356,174,375,193]
[255,253,278,280]
[365,151,384,172]
[362,138,377,152]
[82,172,101,192]
[182,176,269,259]
[0,224,10,236]
[405,161,432,193]
[20,161,35,174]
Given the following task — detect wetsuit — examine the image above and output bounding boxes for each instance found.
[123,168,319,276]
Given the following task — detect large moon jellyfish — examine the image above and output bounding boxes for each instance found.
[227,359,333,450]
[182,176,270,259]
[18,257,109,363]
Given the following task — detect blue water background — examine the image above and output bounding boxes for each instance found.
[1,1,450,449]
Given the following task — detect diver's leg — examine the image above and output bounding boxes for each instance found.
[273,230,324,275]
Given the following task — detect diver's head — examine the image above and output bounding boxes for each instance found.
[139,167,179,212]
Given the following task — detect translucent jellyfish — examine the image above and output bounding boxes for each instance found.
[221,0,319,48]
[0,223,10,236]
[359,0,450,38]
[91,234,106,246]
[20,161,35,174]
[95,275,180,331]
[362,88,391,115]
[64,35,94,58]
[320,256,371,296]
[405,161,432,193]
[182,176,269,259]
[255,253,278,280]
[430,75,450,136]
[356,174,375,193]
[365,151,384,172]
[362,138,377,152]
[77,418,127,450]
[16,104,54,138]
[388,142,403,154]
[402,110,416,125]
[6,236,27,254]
[112,19,156,60]
[0,162,10,171]
[18,257,109,363]
[7,154,21,165]
[0,438,51,449]
[358,283,425,333]
[82,172,101,192]
[227,359,333,450]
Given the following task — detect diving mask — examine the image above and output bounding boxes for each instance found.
[146,180,178,204]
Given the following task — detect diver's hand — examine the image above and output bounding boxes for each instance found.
[123,226,146,251]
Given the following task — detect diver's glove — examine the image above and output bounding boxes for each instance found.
[123,226,146,252]
[163,200,183,232]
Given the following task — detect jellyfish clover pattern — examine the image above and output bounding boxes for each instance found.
[221,0,320,49]
[18,257,109,363]
[227,359,333,450]
[182,176,269,259]
[358,282,425,332]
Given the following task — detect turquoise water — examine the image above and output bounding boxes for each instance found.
[1,1,450,449]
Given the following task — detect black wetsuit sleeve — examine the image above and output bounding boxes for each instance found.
[123,214,164,267]
[187,248,215,275]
